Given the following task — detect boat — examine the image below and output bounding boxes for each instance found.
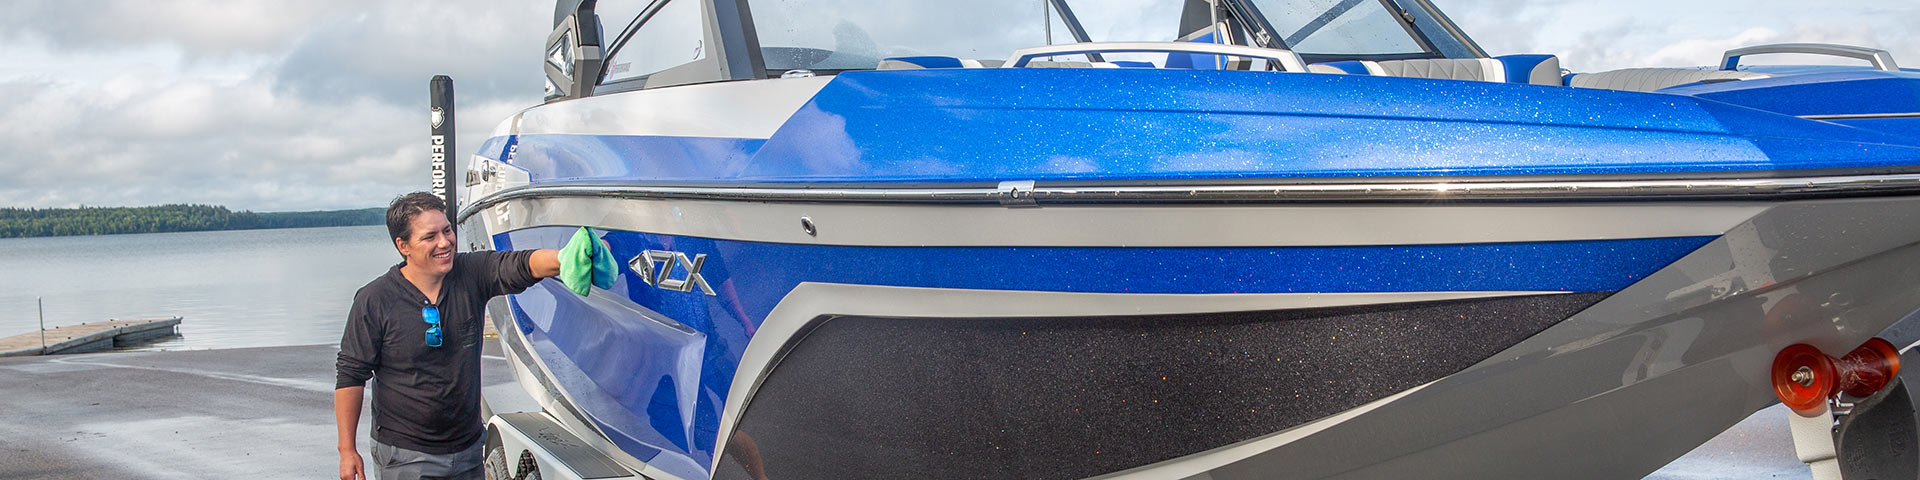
[459,0,1920,478]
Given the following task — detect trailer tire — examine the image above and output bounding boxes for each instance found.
[515,450,543,480]
[483,426,542,480]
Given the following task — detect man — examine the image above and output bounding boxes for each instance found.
[335,192,612,480]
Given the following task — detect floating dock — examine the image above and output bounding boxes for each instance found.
[0,316,181,357]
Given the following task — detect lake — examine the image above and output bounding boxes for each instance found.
[0,226,399,350]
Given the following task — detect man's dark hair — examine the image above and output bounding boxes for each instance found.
[386,192,448,242]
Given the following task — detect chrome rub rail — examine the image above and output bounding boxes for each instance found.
[1800,112,1920,120]
[458,173,1920,223]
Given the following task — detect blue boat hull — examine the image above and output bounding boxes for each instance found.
[468,66,1920,479]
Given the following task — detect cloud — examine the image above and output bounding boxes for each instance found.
[0,0,1916,213]
[1448,0,1920,72]
[0,0,340,56]
[0,73,416,210]
[0,0,548,211]
[0,61,542,211]
[270,1,548,106]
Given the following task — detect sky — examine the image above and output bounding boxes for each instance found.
[0,0,1914,212]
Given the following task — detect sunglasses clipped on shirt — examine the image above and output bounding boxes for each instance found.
[423,305,442,348]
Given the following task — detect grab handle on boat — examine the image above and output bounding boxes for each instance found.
[1721,43,1901,72]
[1003,42,1308,72]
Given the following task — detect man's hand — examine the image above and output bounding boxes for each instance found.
[557,227,618,296]
[339,450,365,480]
[335,386,366,480]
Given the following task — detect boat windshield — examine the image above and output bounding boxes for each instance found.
[743,0,1456,72]
[1240,0,1424,55]
[748,0,1064,71]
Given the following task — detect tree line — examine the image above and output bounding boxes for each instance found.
[0,204,385,238]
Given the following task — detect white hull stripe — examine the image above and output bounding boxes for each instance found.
[509,76,833,139]
[473,194,1761,247]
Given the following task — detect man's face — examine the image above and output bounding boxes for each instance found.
[395,210,456,276]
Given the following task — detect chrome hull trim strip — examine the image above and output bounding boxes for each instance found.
[470,195,1762,247]
[1800,112,1920,120]
[459,173,1920,224]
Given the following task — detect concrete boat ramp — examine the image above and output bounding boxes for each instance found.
[0,341,529,479]
[0,341,1809,479]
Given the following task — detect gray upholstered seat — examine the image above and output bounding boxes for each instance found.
[1566,68,1772,92]
[876,56,1002,70]
[1374,58,1506,82]
[1306,58,1503,82]
[1306,56,1564,86]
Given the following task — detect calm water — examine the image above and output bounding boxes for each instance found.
[0,226,398,350]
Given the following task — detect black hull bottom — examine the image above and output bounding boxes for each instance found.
[716,292,1610,480]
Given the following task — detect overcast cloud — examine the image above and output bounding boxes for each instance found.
[0,0,545,211]
[0,0,1914,211]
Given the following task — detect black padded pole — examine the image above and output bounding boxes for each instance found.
[429,75,457,219]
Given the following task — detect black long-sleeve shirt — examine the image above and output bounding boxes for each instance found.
[336,250,539,454]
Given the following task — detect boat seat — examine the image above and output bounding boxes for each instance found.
[879,55,1152,70]
[1025,61,1120,68]
[1307,56,1562,86]
[1165,22,1232,70]
[1376,58,1506,82]
[1309,58,1505,81]
[877,56,1004,69]
[1565,68,1772,92]
[1308,60,1387,75]
[1496,54,1563,86]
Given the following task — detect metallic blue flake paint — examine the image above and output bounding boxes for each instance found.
[1831,117,1920,142]
[494,227,1713,478]
[482,69,1920,186]
[1661,69,1920,142]
[505,282,719,480]
[1663,69,1920,118]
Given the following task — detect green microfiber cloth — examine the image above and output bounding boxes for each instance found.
[558,227,617,296]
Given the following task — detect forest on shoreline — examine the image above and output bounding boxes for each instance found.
[0,204,384,238]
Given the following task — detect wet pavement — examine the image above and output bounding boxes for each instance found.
[0,342,1814,479]
[1647,404,1815,479]
[0,342,527,479]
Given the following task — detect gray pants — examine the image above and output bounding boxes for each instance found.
[372,438,484,480]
